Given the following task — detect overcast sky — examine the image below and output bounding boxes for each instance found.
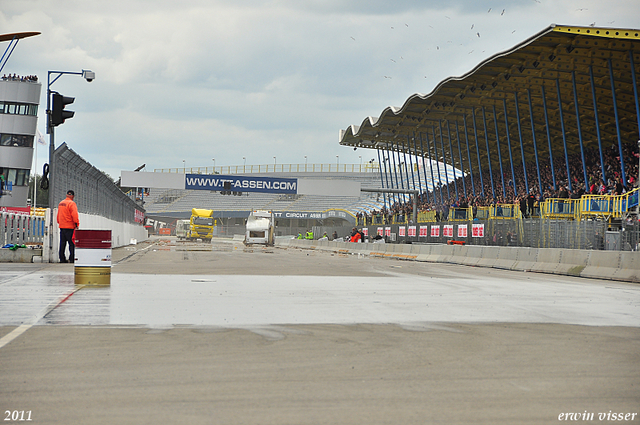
[2,0,638,179]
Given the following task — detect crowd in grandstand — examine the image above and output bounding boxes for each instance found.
[357,140,640,223]
[1,74,38,82]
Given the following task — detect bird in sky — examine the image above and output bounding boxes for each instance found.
[477,32,481,37]
[576,8,587,11]
[390,59,396,63]
[350,36,355,41]
[488,8,492,12]
[471,24,474,29]
[501,9,505,15]
[589,22,596,27]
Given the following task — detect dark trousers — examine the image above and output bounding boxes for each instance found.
[59,228,75,263]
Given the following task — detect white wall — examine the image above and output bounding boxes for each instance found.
[44,209,148,262]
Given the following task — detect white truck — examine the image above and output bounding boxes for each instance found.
[244,210,274,245]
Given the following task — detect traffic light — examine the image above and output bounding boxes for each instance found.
[51,92,75,127]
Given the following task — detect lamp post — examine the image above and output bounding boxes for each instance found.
[336,155,339,171]
[359,155,362,171]
[182,160,185,173]
[273,156,276,172]
[212,158,215,173]
[46,69,94,263]
[304,155,307,172]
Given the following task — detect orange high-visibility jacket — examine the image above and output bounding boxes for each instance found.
[57,197,79,229]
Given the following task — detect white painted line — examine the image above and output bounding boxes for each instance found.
[0,285,85,350]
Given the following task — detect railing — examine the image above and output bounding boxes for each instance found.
[1,211,45,245]
[579,195,613,220]
[540,199,579,220]
[612,187,639,217]
[154,163,381,174]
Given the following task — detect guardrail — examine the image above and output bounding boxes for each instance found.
[1,211,45,245]
[154,163,381,174]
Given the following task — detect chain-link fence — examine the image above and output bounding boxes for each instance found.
[53,143,143,223]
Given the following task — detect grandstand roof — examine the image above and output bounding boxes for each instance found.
[339,24,640,165]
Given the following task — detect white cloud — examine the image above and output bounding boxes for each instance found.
[0,0,637,178]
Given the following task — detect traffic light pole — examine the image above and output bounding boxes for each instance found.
[45,69,94,262]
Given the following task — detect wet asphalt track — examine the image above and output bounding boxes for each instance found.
[0,237,638,424]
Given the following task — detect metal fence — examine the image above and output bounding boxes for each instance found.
[313,218,639,251]
[1,212,45,245]
[54,143,144,223]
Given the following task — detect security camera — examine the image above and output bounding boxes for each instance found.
[82,70,95,82]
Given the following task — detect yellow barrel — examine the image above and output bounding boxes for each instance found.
[74,266,111,286]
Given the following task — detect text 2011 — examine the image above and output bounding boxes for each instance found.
[4,411,32,421]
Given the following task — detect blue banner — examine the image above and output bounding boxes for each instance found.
[185,174,298,194]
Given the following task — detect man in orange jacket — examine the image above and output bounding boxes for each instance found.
[57,190,80,263]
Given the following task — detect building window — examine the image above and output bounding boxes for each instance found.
[0,167,30,186]
[0,133,34,148]
[0,101,38,116]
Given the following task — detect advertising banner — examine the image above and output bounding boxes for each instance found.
[458,224,468,238]
[408,226,416,237]
[399,227,406,237]
[385,227,391,237]
[185,174,297,194]
[363,228,368,237]
[472,223,485,238]
[431,225,440,237]
[419,226,429,237]
[377,227,384,236]
[443,225,454,238]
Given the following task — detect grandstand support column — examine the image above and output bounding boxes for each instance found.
[431,125,444,203]
[572,71,590,191]
[481,107,496,199]
[406,135,417,196]
[526,89,543,196]
[514,92,530,194]
[607,59,627,185]
[454,121,467,197]
[401,137,413,194]
[426,130,440,203]
[463,114,476,197]
[418,133,431,203]
[376,148,388,210]
[390,144,401,203]
[394,141,405,192]
[438,121,451,200]
[412,132,423,196]
[471,107,485,198]
[630,50,640,141]
[588,65,607,185]
[541,85,557,191]
[491,105,506,199]
[503,99,517,196]
[556,79,572,192]
[446,121,459,201]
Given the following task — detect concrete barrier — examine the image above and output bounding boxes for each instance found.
[0,247,42,263]
[557,249,590,276]
[275,239,640,283]
[476,246,500,268]
[493,247,520,270]
[531,248,563,275]
[612,251,640,282]
[513,247,538,271]
[459,245,483,267]
[581,250,621,281]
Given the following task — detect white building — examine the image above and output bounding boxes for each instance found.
[0,76,42,208]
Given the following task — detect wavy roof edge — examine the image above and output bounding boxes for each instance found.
[339,23,640,145]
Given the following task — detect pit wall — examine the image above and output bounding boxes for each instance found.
[275,239,640,284]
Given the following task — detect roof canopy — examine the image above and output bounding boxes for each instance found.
[339,25,640,167]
